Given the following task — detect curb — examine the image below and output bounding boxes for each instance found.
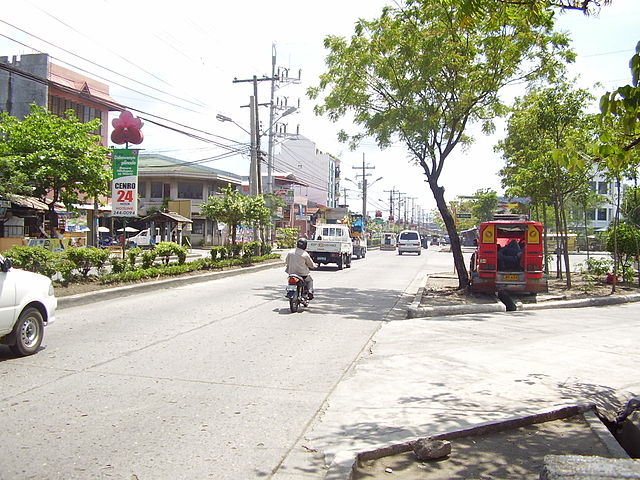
[518,293,640,311]
[57,260,283,309]
[406,276,640,319]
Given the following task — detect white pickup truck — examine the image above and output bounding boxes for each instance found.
[126,228,160,248]
[306,224,353,270]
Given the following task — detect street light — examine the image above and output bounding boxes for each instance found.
[216,113,251,135]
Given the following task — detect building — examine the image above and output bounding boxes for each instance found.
[0,53,122,247]
[272,134,340,208]
[136,154,243,246]
[586,173,622,231]
[0,53,121,146]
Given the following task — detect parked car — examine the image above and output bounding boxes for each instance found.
[397,230,422,255]
[0,254,57,356]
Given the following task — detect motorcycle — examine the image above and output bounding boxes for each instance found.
[286,274,310,313]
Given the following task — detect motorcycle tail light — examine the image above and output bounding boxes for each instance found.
[288,277,299,285]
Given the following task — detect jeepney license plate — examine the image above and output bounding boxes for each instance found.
[317,256,326,261]
[503,274,520,281]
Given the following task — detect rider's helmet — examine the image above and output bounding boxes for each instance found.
[296,238,307,250]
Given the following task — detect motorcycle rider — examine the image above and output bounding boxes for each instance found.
[285,238,317,299]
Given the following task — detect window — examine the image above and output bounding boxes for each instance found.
[192,219,204,235]
[588,181,596,192]
[150,182,163,199]
[400,231,419,240]
[597,208,608,221]
[178,182,203,199]
[598,182,609,195]
[587,209,596,220]
[138,181,146,198]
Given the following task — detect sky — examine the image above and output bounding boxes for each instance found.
[2,0,639,218]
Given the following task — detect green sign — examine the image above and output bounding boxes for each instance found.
[112,149,139,217]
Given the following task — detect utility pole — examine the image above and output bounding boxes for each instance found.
[266,44,301,194]
[384,187,396,224]
[353,153,375,222]
[233,74,277,195]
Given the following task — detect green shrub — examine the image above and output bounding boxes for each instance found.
[154,241,187,265]
[243,241,261,258]
[64,247,110,278]
[127,247,143,267]
[141,250,157,269]
[210,246,226,260]
[228,244,243,258]
[1,245,60,278]
[110,257,128,274]
[261,243,273,255]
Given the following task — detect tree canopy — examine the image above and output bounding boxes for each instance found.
[200,185,271,245]
[0,105,111,233]
[496,81,595,285]
[309,0,572,288]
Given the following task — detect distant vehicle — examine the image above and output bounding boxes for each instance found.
[127,228,160,248]
[0,255,57,356]
[380,232,397,251]
[469,219,548,295]
[306,224,353,269]
[397,230,422,255]
[350,214,367,259]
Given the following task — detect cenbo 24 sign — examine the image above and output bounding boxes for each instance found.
[112,149,139,217]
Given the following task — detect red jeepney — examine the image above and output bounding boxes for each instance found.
[469,219,548,294]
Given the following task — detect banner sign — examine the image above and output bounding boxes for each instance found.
[112,149,139,217]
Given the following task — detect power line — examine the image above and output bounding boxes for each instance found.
[0,23,205,110]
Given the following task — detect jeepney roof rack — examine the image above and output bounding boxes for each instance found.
[492,213,530,221]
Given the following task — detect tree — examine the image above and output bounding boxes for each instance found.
[0,157,31,198]
[496,82,594,287]
[309,0,572,288]
[0,105,111,234]
[471,189,499,223]
[597,42,640,290]
[457,0,612,18]
[621,185,640,227]
[200,185,271,245]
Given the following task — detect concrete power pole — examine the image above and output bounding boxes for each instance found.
[353,153,374,222]
[266,44,301,195]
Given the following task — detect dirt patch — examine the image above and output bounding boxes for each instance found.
[421,273,639,308]
[352,414,616,480]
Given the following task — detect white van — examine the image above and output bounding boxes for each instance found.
[397,230,422,255]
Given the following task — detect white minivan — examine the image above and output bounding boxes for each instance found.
[397,230,422,255]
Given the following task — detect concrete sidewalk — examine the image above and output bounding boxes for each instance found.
[296,303,640,479]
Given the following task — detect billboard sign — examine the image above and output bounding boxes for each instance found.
[112,149,139,217]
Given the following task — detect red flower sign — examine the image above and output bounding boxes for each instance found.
[111,110,144,145]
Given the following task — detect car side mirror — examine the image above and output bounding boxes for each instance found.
[1,257,12,272]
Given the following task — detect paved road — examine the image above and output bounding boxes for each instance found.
[0,248,435,480]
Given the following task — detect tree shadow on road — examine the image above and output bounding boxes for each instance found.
[254,283,411,321]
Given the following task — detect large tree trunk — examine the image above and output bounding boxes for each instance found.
[430,180,468,289]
